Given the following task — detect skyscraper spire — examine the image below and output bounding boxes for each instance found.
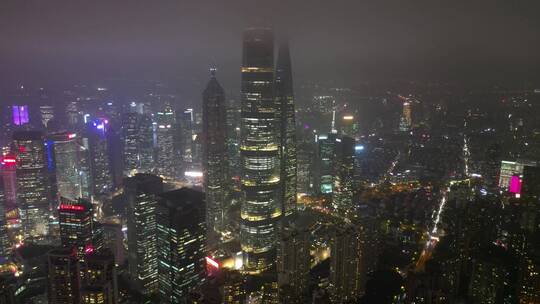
[275,40,297,216]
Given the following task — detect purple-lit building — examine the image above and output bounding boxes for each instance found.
[12,105,30,126]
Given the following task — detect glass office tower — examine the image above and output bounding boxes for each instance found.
[240,28,281,272]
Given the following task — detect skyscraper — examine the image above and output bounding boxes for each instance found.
[275,41,297,216]
[277,216,311,302]
[226,99,241,191]
[81,250,119,304]
[122,113,154,176]
[202,68,228,241]
[240,28,281,272]
[330,225,362,302]
[39,105,55,129]
[12,105,30,126]
[47,248,81,304]
[399,100,412,132]
[177,108,195,170]
[58,197,102,259]
[87,119,113,196]
[340,114,359,139]
[13,130,50,238]
[138,114,155,173]
[124,173,163,294]
[50,132,91,200]
[316,133,338,194]
[0,180,10,258]
[121,113,139,176]
[156,188,206,303]
[155,104,176,178]
[333,135,355,215]
[1,154,18,224]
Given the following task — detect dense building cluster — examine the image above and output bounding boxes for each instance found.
[0,27,539,304]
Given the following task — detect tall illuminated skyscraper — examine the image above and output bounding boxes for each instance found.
[155,104,176,178]
[333,136,355,215]
[58,197,102,259]
[50,132,91,200]
[177,108,195,171]
[81,250,118,304]
[125,174,163,294]
[316,133,338,194]
[87,119,113,196]
[1,155,18,224]
[226,99,241,189]
[330,225,362,302]
[399,101,412,132]
[47,248,81,304]
[275,41,297,216]
[138,114,155,173]
[202,68,228,239]
[0,181,10,258]
[240,28,281,272]
[122,113,139,175]
[122,113,154,176]
[156,188,206,303]
[13,131,50,238]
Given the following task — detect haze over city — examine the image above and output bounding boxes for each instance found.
[0,1,540,304]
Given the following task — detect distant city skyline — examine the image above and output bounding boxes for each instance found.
[1,2,540,303]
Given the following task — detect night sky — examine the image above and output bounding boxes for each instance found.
[2,0,540,91]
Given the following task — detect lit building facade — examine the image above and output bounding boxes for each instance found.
[157,188,206,303]
[499,159,537,190]
[51,132,91,200]
[87,119,113,196]
[316,133,337,194]
[1,155,18,224]
[296,142,315,195]
[13,130,50,238]
[275,41,297,216]
[340,114,359,139]
[81,250,118,304]
[125,173,163,294]
[47,248,81,304]
[12,105,30,126]
[330,225,362,302]
[240,28,281,272]
[122,112,139,175]
[202,69,228,239]
[58,197,102,259]
[0,181,10,258]
[155,104,176,178]
[226,99,241,190]
[122,113,154,176]
[277,220,311,302]
[333,136,355,214]
[39,105,55,128]
[177,108,195,170]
